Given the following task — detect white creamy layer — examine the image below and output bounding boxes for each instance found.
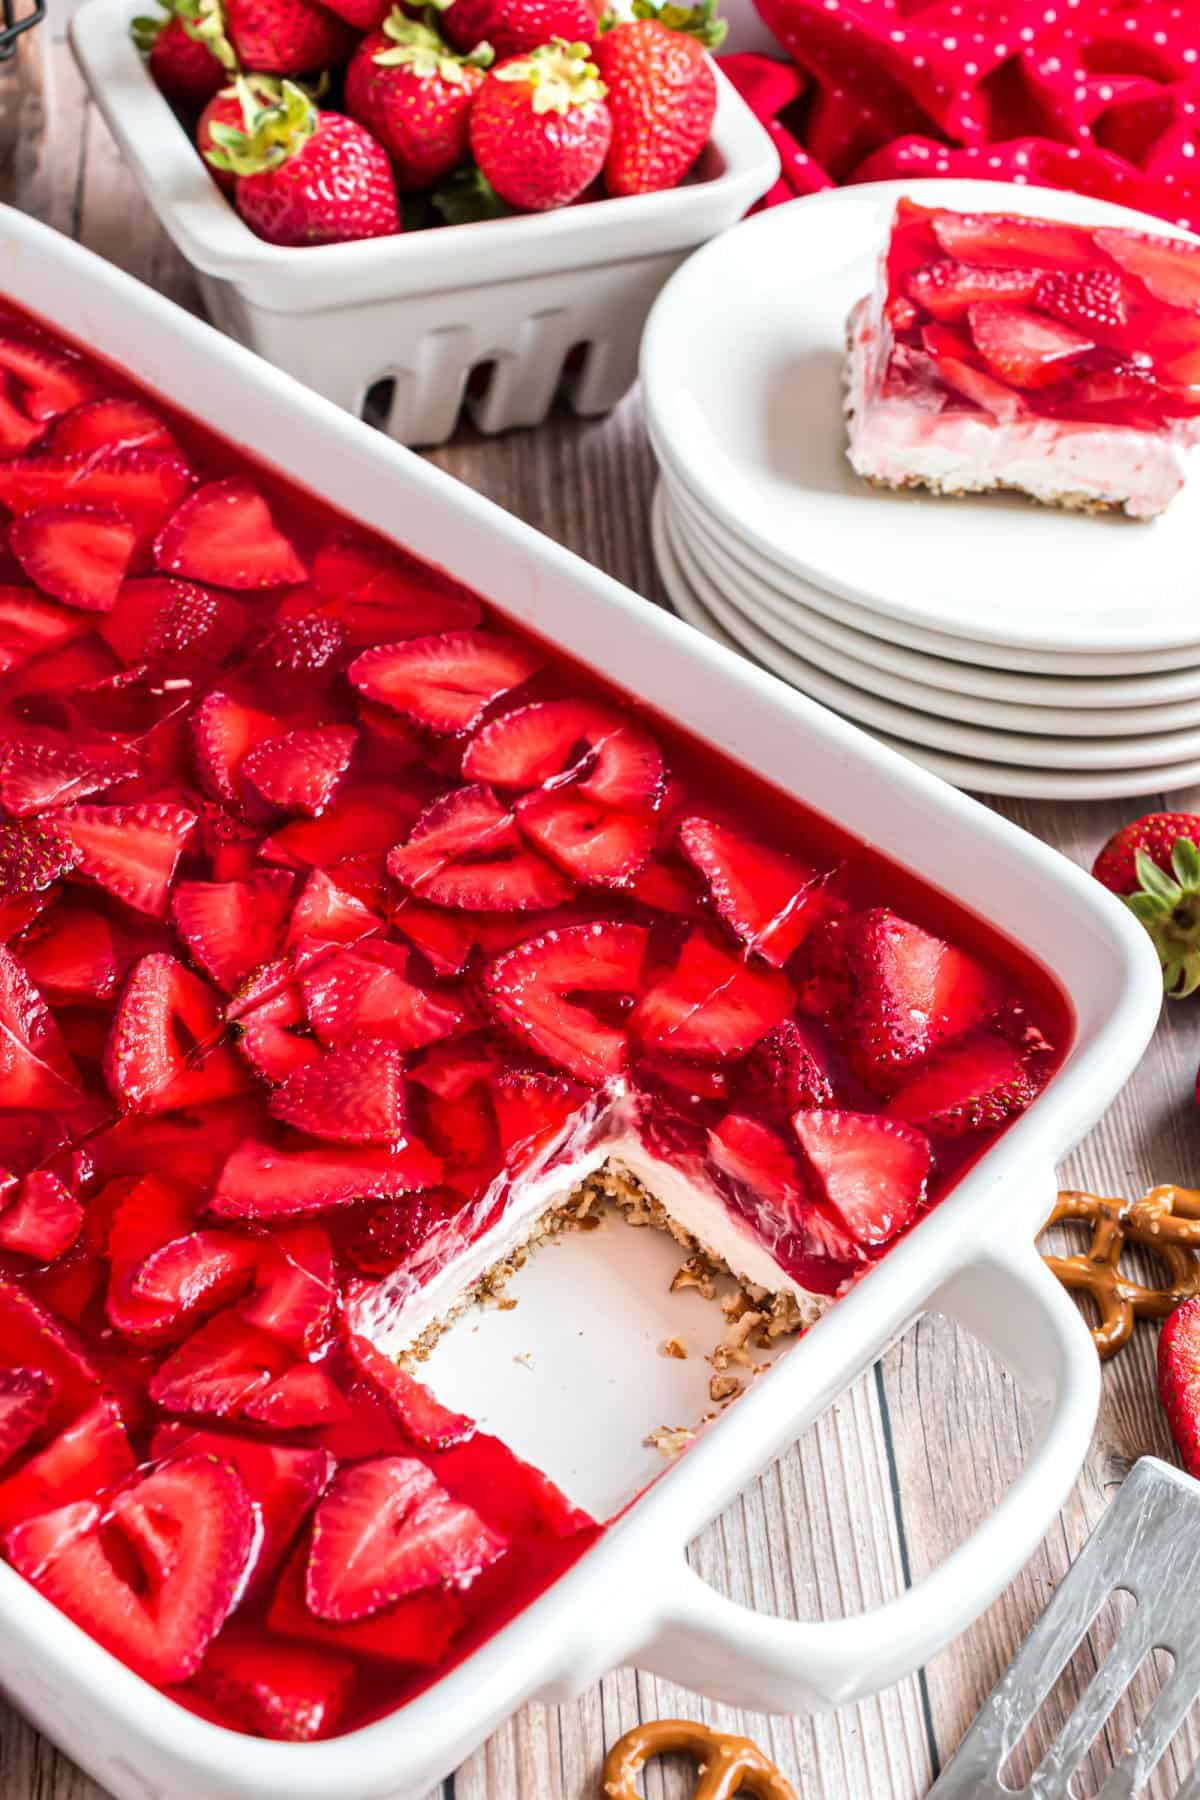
[844,296,1187,520]
[361,1117,832,1356]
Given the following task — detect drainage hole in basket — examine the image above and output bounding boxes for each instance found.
[362,376,397,432]
[555,341,595,408]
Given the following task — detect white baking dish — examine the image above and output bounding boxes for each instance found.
[0,205,1162,1800]
[68,0,779,449]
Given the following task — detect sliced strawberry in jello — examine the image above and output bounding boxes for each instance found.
[190,689,280,807]
[707,1111,859,1270]
[0,451,193,552]
[236,1012,322,1086]
[463,698,664,810]
[150,1422,333,1603]
[0,1172,84,1262]
[342,1189,462,1275]
[208,1136,442,1221]
[299,942,466,1053]
[409,1033,500,1101]
[127,1227,260,1338]
[633,929,794,1062]
[516,788,659,887]
[0,818,78,898]
[0,1395,135,1531]
[154,478,307,590]
[0,389,43,456]
[792,1109,930,1249]
[306,1455,506,1621]
[0,942,99,1125]
[9,504,137,613]
[285,869,379,950]
[242,1361,350,1428]
[967,303,1094,389]
[261,775,428,873]
[0,1368,55,1468]
[738,1016,836,1117]
[927,207,1098,269]
[241,727,358,817]
[49,396,177,457]
[242,1224,336,1352]
[270,1038,408,1144]
[172,870,295,994]
[904,260,1042,321]
[0,336,92,420]
[919,325,1022,421]
[1095,227,1200,310]
[335,571,483,647]
[191,1628,356,1743]
[104,952,250,1115]
[149,1310,295,1418]
[678,817,828,968]
[267,1538,465,1666]
[19,901,120,1002]
[4,1453,256,1683]
[484,920,650,1083]
[0,737,139,816]
[345,1332,475,1451]
[349,630,542,734]
[0,586,85,675]
[390,898,479,977]
[883,1032,1042,1136]
[388,783,575,913]
[845,908,995,1090]
[55,801,196,919]
[105,1173,198,1338]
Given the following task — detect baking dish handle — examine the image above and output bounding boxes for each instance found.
[632,1225,1100,1713]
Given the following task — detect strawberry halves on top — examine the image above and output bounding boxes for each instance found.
[155,478,307,590]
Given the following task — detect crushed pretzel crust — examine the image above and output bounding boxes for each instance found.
[400,1156,827,1456]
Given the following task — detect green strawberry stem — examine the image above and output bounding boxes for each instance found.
[204,78,317,176]
[373,11,493,80]
[1125,839,1200,997]
[132,0,237,67]
[600,0,727,47]
[494,37,607,113]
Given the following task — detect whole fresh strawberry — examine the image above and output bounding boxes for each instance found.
[1159,1295,1200,1475]
[433,0,598,59]
[1092,811,1200,996]
[197,75,286,192]
[344,12,492,193]
[469,39,611,212]
[593,0,724,197]
[318,0,389,31]
[205,80,402,246]
[131,0,232,111]
[222,0,354,75]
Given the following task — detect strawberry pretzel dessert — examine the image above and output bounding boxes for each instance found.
[0,301,1067,1742]
[846,199,1200,519]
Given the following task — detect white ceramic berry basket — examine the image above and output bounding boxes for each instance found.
[68,0,778,449]
[0,205,1164,1800]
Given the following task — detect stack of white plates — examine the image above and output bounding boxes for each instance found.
[639,176,1200,801]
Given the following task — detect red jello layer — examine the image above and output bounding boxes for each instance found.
[881,198,1200,431]
[0,294,1071,1742]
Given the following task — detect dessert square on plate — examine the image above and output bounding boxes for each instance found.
[846,198,1200,519]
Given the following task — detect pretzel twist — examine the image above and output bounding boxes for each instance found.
[1039,1184,1200,1358]
[601,1721,797,1800]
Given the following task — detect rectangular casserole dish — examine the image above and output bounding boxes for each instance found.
[0,203,1162,1800]
[70,0,780,449]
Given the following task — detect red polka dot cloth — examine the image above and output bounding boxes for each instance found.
[719,1,1200,231]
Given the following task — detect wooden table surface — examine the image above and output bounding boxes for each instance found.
[6,38,1200,1800]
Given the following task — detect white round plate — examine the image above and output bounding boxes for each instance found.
[641,177,1200,659]
[651,491,1200,800]
[656,491,1200,768]
[663,471,1200,712]
[661,490,1200,738]
[652,427,1200,679]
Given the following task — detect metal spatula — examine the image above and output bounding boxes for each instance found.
[929,1457,1200,1799]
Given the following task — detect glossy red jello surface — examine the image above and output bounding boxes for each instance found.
[882,198,1200,430]
[0,298,1069,1743]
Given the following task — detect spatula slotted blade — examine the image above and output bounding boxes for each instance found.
[929,1458,1200,1799]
